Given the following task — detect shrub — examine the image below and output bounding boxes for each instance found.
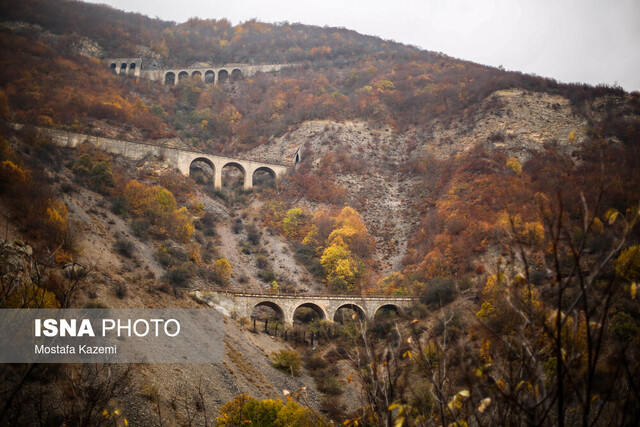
[256,254,269,269]
[114,282,127,299]
[610,311,639,342]
[213,258,232,284]
[318,376,343,394]
[110,197,129,217]
[114,238,134,258]
[488,131,505,142]
[258,269,276,283]
[89,161,114,192]
[246,223,260,245]
[304,354,328,373]
[321,395,344,421]
[217,394,324,426]
[132,219,151,238]
[165,267,190,287]
[421,277,457,307]
[167,246,189,262]
[272,350,302,376]
[232,218,243,234]
[506,157,523,176]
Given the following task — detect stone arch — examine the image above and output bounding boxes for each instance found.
[119,63,127,75]
[128,63,136,75]
[189,157,215,184]
[221,162,246,188]
[218,69,229,83]
[252,166,276,179]
[110,63,117,72]
[252,301,285,320]
[252,166,276,188]
[373,304,402,320]
[204,70,215,84]
[293,302,327,323]
[164,72,176,85]
[231,68,243,80]
[192,70,202,79]
[333,303,366,323]
[178,71,189,82]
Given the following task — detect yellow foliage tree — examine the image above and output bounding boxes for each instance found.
[123,180,177,220]
[45,199,68,242]
[320,236,357,290]
[282,208,305,240]
[214,258,232,283]
[216,394,323,427]
[155,187,178,213]
[616,245,640,282]
[327,206,373,257]
[4,284,60,308]
[506,157,523,176]
[301,224,318,247]
[159,207,194,243]
[123,180,156,217]
[0,160,29,194]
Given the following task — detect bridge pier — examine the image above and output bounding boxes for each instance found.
[214,167,222,190]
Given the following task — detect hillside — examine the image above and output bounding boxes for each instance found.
[1,0,640,425]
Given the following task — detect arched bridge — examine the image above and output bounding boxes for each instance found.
[204,291,419,326]
[106,58,297,86]
[37,127,297,189]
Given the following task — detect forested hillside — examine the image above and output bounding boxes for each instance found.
[1,0,639,425]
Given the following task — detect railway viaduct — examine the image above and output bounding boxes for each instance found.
[200,291,419,326]
[37,127,296,189]
[106,58,296,86]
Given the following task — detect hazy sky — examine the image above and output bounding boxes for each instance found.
[84,0,640,92]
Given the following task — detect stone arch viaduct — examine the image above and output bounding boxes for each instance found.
[106,58,296,86]
[37,127,295,189]
[207,291,419,326]
[107,57,142,77]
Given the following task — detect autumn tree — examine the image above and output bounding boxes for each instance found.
[213,258,232,284]
[320,236,358,292]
